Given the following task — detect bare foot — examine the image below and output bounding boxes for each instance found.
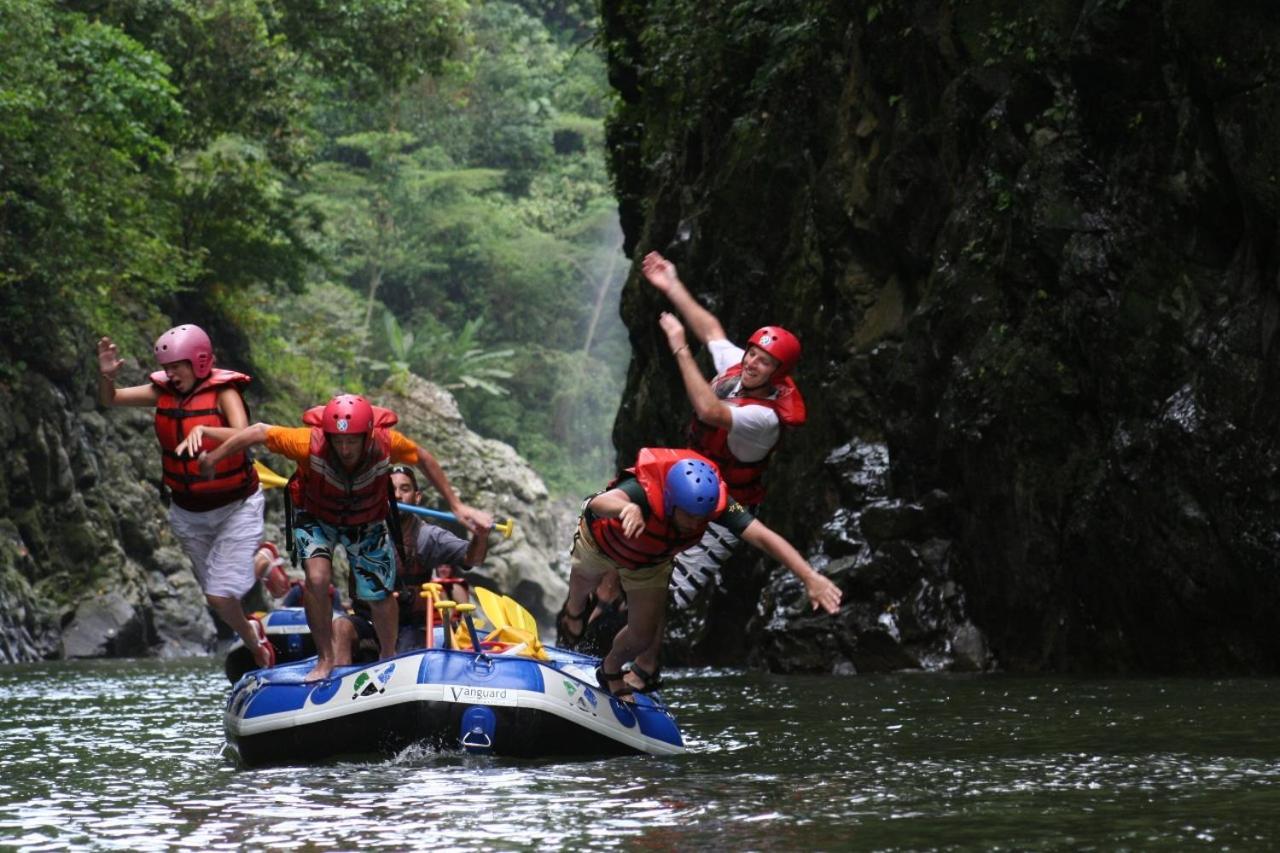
[303,662,333,682]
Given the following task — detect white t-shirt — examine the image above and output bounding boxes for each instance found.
[704,339,780,463]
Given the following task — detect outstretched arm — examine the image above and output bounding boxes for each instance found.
[198,423,272,478]
[642,251,726,344]
[659,312,733,430]
[412,443,493,534]
[740,519,843,614]
[174,389,251,457]
[97,336,160,407]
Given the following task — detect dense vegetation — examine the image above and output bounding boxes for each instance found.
[0,0,626,496]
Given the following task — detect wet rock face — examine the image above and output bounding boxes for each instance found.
[605,1,1280,673]
[0,366,202,662]
[756,441,990,674]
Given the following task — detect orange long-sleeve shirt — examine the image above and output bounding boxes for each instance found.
[264,426,421,470]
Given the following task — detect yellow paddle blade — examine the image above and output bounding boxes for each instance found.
[501,595,539,634]
[473,586,511,631]
[254,460,290,490]
[482,625,548,661]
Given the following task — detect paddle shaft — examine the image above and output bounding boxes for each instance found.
[398,503,515,538]
[398,503,462,524]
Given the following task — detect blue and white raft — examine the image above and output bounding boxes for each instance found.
[223,644,684,765]
[223,588,684,765]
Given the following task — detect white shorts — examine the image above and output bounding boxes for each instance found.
[168,489,265,598]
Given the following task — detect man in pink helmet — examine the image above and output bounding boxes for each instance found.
[187,393,492,681]
[97,325,274,670]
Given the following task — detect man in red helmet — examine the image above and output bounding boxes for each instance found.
[555,253,839,695]
[641,250,813,611]
[187,394,492,681]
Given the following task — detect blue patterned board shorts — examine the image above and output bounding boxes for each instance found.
[293,512,398,602]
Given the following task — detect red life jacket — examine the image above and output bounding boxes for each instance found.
[289,405,399,526]
[588,448,728,570]
[151,369,259,512]
[687,364,806,506]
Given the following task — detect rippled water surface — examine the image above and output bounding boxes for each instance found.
[1,659,1278,849]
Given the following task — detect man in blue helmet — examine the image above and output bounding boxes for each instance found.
[563,448,841,698]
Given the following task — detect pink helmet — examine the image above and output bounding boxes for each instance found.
[154,325,214,378]
[321,394,375,434]
[747,326,801,379]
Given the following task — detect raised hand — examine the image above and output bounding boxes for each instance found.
[641,251,680,294]
[97,337,123,379]
[658,311,687,352]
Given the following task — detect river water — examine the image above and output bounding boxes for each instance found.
[0,659,1277,850]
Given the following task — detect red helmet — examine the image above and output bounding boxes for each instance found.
[320,394,375,434]
[747,326,801,379]
[154,325,214,378]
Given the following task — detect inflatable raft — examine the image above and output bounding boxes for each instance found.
[222,588,685,764]
[224,606,341,683]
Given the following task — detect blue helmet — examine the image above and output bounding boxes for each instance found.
[664,459,721,517]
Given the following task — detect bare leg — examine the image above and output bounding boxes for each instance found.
[303,555,336,681]
[367,596,398,659]
[602,587,665,703]
[629,523,742,689]
[206,594,272,669]
[562,565,602,641]
[332,617,358,666]
[589,571,622,622]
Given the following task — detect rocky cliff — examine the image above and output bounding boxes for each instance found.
[603,0,1280,673]
[0,355,568,662]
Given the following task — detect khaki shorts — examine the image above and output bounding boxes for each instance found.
[168,488,265,598]
[571,519,674,593]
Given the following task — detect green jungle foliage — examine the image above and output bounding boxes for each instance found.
[1,0,627,497]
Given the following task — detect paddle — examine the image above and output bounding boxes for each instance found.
[253,459,515,538]
[254,459,289,489]
[471,586,547,659]
[455,603,484,655]
[419,582,443,648]
[434,599,457,649]
[398,503,515,539]
[473,586,512,633]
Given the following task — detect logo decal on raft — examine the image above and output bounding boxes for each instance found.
[450,686,509,702]
[351,664,395,700]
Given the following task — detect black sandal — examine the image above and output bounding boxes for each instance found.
[596,665,633,698]
[622,662,664,693]
[555,602,588,648]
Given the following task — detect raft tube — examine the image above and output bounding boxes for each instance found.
[223,644,685,765]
